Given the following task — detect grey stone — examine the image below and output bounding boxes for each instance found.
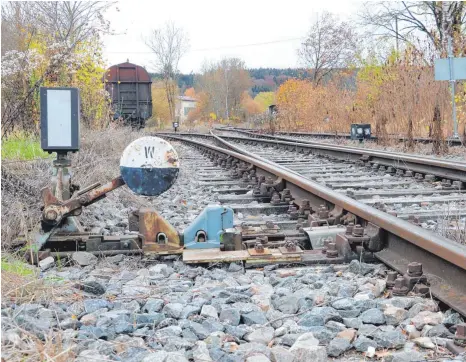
[348,260,376,275]
[156,326,183,338]
[275,295,299,314]
[331,298,356,310]
[385,350,425,362]
[242,311,268,326]
[143,299,164,313]
[374,330,406,349]
[232,302,261,314]
[289,333,326,362]
[225,293,251,304]
[224,325,248,339]
[181,305,201,319]
[384,306,408,326]
[193,341,212,362]
[270,346,295,362]
[134,313,165,328]
[84,299,110,313]
[72,252,98,266]
[162,303,184,319]
[75,350,106,362]
[228,263,243,273]
[202,318,225,334]
[343,317,362,329]
[106,254,124,264]
[325,320,347,332]
[360,308,385,325]
[119,347,151,362]
[236,342,272,359]
[306,326,336,343]
[407,301,438,318]
[337,284,358,297]
[353,336,378,352]
[186,321,210,340]
[425,324,453,338]
[244,326,274,345]
[443,311,463,327]
[113,315,134,334]
[411,311,443,330]
[60,317,81,330]
[200,305,218,319]
[78,325,107,340]
[327,337,351,357]
[39,256,55,271]
[298,307,342,327]
[141,351,168,362]
[246,355,271,362]
[220,308,241,326]
[279,333,300,347]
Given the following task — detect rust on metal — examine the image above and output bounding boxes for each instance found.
[138,207,182,254]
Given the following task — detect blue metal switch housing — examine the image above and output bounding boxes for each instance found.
[183,205,234,249]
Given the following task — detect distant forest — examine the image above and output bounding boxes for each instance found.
[149,68,311,96]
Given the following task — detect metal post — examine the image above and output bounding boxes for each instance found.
[448,37,459,138]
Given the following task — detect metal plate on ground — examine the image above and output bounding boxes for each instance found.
[248,248,272,257]
[120,136,179,196]
[278,246,304,255]
[183,249,249,263]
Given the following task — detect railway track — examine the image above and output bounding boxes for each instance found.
[220,126,465,146]
[159,131,466,320]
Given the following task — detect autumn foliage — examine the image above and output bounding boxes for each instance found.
[275,49,464,138]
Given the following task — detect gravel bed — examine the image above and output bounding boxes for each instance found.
[2,257,464,361]
[2,141,464,361]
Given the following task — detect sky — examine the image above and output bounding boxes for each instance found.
[102,0,361,74]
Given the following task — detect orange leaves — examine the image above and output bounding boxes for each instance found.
[241,92,262,116]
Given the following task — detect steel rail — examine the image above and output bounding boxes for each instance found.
[163,133,466,316]
[220,126,465,146]
[211,130,466,183]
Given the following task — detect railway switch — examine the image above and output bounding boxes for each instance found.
[183,205,234,249]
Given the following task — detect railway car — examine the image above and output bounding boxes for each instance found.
[104,61,152,128]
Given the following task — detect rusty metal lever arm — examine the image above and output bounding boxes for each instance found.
[41,176,125,226]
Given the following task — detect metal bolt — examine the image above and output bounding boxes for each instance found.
[265,221,274,229]
[392,277,409,296]
[346,223,354,235]
[352,224,364,237]
[386,271,398,289]
[284,240,297,252]
[254,242,264,253]
[407,262,423,277]
[405,170,414,177]
[270,192,281,205]
[45,209,58,221]
[326,242,338,258]
[413,284,430,295]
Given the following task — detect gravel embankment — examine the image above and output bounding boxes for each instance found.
[1,142,464,362]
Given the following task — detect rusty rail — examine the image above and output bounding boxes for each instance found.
[163,133,466,316]
[219,126,465,146]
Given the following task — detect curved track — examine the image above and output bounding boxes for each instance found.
[160,131,466,317]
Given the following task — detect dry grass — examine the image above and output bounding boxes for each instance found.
[1,126,146,249]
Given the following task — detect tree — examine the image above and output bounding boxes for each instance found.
[1,1,114,137]
[299,11,358,85]
[360,2,466,55]
[195,58,252,120]
[145,22,189,121]
[254,92,276,112]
